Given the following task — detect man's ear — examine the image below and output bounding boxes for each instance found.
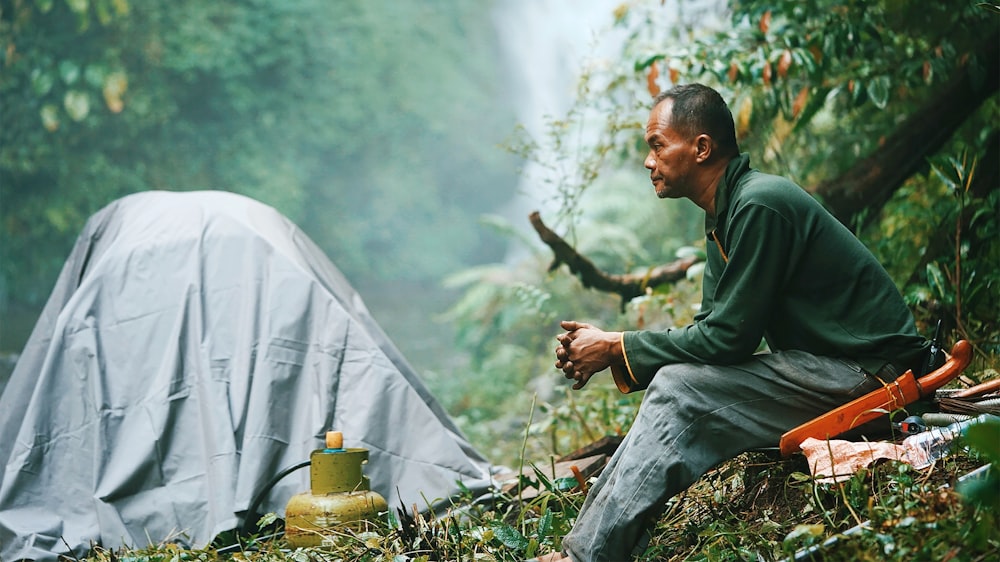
[694,134,713,163]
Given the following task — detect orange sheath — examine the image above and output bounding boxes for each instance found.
[778,340,972,457]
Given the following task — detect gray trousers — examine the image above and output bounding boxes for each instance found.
[560,351,885,562]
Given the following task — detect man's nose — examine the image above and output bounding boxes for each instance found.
[644,153,655,169]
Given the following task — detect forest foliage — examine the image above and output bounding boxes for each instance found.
[1,0,998,559]
[0,0,521,307]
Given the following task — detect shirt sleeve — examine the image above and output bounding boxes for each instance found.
[617,202,795,392]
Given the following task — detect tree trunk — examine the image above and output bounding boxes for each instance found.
[810,32,1000,230]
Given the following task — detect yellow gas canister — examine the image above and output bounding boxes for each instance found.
[284,431,388,548]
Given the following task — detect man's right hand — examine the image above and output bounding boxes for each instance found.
[555,320,623,390]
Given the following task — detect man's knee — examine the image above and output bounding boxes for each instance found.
[642,362,723,409]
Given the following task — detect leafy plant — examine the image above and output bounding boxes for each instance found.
[866,145,1000,359]
[957,416,1000,511]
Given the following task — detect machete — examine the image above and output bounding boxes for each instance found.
[779,340,973,457]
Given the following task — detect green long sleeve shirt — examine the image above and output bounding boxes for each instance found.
[614,154,928,393]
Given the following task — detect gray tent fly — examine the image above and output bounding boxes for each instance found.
[0,191,495,561]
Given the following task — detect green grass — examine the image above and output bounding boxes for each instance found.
[75,443,997,562]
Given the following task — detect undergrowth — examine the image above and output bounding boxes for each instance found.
[643,451,997,561]
[79,433,998,562]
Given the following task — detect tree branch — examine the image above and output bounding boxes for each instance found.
[529,211,699,306]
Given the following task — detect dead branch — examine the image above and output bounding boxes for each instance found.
[529,211,699,305]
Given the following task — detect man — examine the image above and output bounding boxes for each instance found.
[541,83,929,561]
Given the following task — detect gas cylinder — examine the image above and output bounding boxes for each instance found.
[284,431,388,548]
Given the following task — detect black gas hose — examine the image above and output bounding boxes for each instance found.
[239,459,311,537]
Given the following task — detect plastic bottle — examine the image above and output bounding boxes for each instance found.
[901,413,999,469]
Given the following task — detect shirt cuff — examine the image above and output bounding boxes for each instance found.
[610,332,640,393]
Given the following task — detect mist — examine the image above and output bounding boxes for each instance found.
[0,0,632,395]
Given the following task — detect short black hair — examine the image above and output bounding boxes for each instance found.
[653,84,739,157]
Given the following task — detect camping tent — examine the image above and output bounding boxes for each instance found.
[0,191,495,561]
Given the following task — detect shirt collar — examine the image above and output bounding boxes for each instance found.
[705,153,752,234]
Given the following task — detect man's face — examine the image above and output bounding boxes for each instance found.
[644,99,698,200]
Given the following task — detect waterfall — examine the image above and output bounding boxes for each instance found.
[491,0,626,257]
[490,0,727,262]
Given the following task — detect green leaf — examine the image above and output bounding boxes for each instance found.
[553,476,578,491]
[971,206,995,227]
[95,0,114,25]
[758,517,782,534]
[536,508,553,541]
[866,75,891,109]
[66,0,88,14]
[58,60,81,84]
[634,54,665,72]
[40,104,60,131]
[929,157,960,191]
[956,472,1000,509]
[30,68,55,96]
[784,524,826,544]
[256,512,278,528]
[675,245,706,260]
[492,523,529,550]
[63,90,90,121]
[530,464,555,492]
[925,262,949,302]
[788,471,813,483]
[965,417,1000,463]
[525,538,539,558]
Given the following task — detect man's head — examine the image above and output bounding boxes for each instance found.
[644,84,739,207]
[652,84,739,157]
